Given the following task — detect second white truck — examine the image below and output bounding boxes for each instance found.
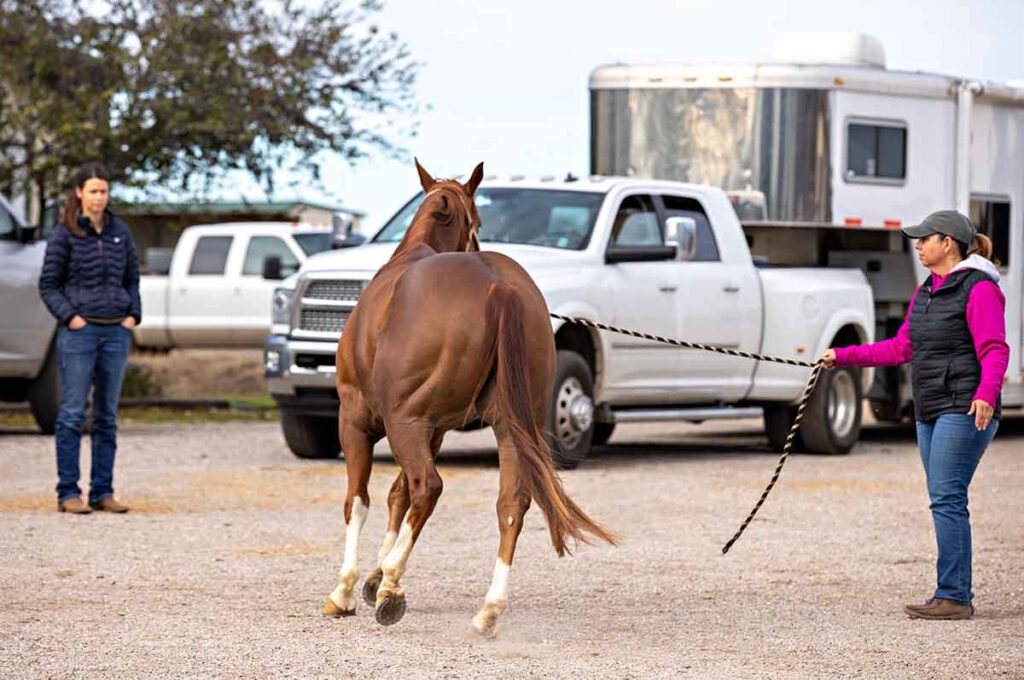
[135,222,333,349]
[264,177,874,465]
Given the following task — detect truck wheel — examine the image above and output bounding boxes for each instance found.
[281,411,341,459]
[547,350,595,469]
[763,405,805,453]
[800,366,862,455]
[27,343,60,434]
[592,422,616,446]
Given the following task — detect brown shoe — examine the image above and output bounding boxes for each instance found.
[904,597,974,620]
[58,497,92,514]
[90,497,129,513]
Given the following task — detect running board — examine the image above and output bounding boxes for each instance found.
[608,406,764,424]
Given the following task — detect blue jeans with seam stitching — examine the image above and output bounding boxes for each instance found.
[54,323,131,504]
[915,413,998,604]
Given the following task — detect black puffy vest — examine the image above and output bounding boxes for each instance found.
[909,269,1001,422]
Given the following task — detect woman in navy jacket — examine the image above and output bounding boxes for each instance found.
[38,163,141,514]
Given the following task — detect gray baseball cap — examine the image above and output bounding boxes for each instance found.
[902,210,976,244]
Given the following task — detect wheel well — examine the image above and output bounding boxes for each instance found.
[830,324,863,349]
[555,322,597,374]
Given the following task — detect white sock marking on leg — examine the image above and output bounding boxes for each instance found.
[472,558,511,634]
[377,530,398,566]
[329,497,367,608]
[381,520,415,586]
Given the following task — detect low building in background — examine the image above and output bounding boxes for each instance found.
[113,198,364,259]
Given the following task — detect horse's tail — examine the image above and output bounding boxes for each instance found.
[486,283,618,557]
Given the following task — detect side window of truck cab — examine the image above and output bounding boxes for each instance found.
[610,194,662,246]
[188,235,233,275]
[659,194,720,262]
[242,236,300,277]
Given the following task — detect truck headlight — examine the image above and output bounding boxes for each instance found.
[272,288,294,325]
[264,350,281,374]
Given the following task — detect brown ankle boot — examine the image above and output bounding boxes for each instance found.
[58,497,92,514]
[904,597,974,620]
[90,497,129,513]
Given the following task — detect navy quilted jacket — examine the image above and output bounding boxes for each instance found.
[38,212,142,326]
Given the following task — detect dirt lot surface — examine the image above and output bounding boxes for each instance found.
[129,349,266,398]
[1,417,1022,679]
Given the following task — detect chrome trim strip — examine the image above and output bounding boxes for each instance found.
[611,406,763,422]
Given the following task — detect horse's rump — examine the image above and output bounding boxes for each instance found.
[370,252,538,427]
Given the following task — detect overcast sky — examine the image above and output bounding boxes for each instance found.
[257,0,1024,232]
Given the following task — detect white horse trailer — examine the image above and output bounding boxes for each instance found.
[590,35,1024,420]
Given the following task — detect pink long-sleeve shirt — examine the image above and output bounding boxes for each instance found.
[834,262,1009,408]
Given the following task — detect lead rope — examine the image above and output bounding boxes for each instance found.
[549,313,825,554]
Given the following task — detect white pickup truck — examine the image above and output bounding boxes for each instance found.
[135,222,334,349]
[264,177,874,465]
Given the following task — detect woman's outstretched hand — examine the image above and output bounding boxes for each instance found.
[821,349,837,369]
[968,399,994,431]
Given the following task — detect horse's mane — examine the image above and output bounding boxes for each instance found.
[420,181,468,231]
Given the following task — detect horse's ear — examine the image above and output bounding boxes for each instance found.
[414,157,435,193]
[463,162,484,196]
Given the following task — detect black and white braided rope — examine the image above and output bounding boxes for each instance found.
[549,314,816,368]
[550,313,825,554]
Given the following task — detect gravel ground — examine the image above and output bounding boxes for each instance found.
[1,416,1022,679]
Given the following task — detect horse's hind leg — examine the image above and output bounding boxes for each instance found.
[323,419,376,618]
[362,471,409,606]
[471,422,531,637]
[374,422,444,626]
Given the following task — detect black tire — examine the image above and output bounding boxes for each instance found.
[592,421,616,446]
[27,342,60,434]
[763,405,805,453]
[281,411,341,459]
[547,350,595,469]
[799,366,863,455]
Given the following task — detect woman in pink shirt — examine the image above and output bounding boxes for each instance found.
[823,210,1008,621]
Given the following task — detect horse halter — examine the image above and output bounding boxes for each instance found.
[424,186,480,252]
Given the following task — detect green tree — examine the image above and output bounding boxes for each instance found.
[0,0,417,216]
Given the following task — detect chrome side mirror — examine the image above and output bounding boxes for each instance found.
[331,212,357,249]
[665,216,697,261]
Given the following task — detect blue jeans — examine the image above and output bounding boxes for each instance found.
[916,413,998,604]
[55,323,131,503]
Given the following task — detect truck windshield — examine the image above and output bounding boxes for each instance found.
[372,188,605,250]
[293,232,333,256]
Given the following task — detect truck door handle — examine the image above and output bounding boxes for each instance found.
[722,285,740,293]
[658,284,678,293]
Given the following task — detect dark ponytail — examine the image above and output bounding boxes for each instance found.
[63,162,111,238]
[954,232,999,267]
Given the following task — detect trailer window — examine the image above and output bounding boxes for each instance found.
[188,236,232,275]
[846,122,906,182]
[970,197,1011,268]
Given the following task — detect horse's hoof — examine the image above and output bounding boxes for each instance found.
[470,609,500,638]
[362,571,382,607]
[374,592,407,626]
[468,620,497,639]
[322,597,355,618]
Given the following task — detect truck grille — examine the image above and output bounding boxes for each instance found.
[304,279,365,301]
[294,277,365,337]
[299,308,352,334]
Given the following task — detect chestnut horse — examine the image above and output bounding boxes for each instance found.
[322,159,616,636]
